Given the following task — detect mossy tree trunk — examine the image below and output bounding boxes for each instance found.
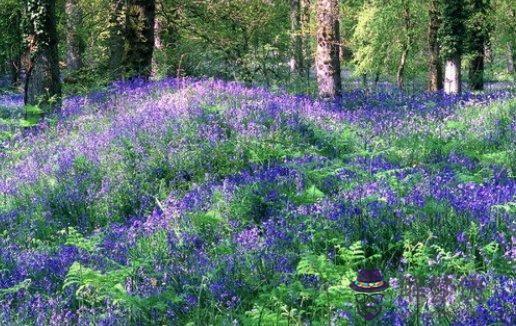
[440,0,465,95]
[125,0,156,79]
[109,0,125,79]
[467,0,490,91]
[24,0,61,110]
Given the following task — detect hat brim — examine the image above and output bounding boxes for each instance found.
[349,282,389,293]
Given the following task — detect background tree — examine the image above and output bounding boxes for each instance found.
[108,0,125,79]
[23,0,61,109]
[315,0,341,98]
[396,0,415,89]
[466,0,491,90]
[0,0,23,87]
[440,0,465,94]
[124,0,156,78]
[492,0,515,77]
[352,0,425,89]
[289,0,303,75]
[300,0,312,79]
[428,0,443,91]
[65,0,84,72]
[172,0,288,84]
[151,6,165,78]
[1,0,512,94]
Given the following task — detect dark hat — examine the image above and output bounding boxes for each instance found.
[350,268,389,293]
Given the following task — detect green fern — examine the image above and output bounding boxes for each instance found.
[62,227,102,253]
[63,261,135,306]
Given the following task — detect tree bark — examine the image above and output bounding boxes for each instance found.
[468,0,487,91]
[125,0,156,78]
[65,0,84,72]
[109,0,125,78]
[151,14,164,78]
[444,57,461,95]
[9,9,22,87]
[441,0,464,95]
[469,50,484,90]
[290,0,303,75]
[428,0,443,91]
[24,0,61,110]
[315,0,341,98]
[508,42,515,75]
[10,56,21,87]
[374,71,380,88]
[397,48,409,89]
[397,0,412,89]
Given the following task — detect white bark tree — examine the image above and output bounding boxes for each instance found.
[315,0,341,98]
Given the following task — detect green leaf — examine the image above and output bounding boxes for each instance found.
[297,185,325,204]
[18,118,38,128]
[24,105,44,116]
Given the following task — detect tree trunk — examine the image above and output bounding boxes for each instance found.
[374,71,380,88]
[469,50,484,91]
[109,0,125,78]
[441,0,464,95]
[125,0,156,78]
[24,0,61,110]
[397,0,412,90]
[65,0,84,72]
[315,0,341,98]
[468,0,487,91]
[9,9,22,88]
[444,57,461,95]
[428,0,443,91]
[10,56,21,87]
[397,47,408,89]
[151,14,164,78]
[508,42,515,75]
[290,0,303,75]
[300,0,311,79]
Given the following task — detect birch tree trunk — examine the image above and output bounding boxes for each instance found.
[24,0,61,110]
[315,0,341,98]
[428,0,443,91]
[151,15,164,78]
[444,57,461,95]
[65,0,84,72]
[441,0,464,95]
